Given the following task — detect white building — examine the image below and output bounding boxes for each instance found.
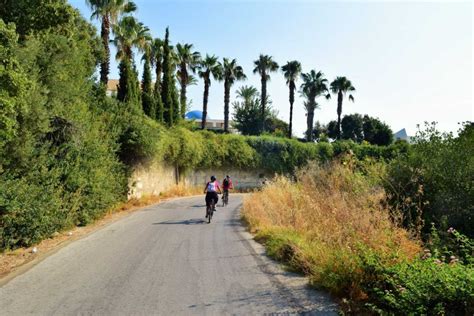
[185,110,238,133]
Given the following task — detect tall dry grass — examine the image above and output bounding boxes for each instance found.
[242,161,420,298]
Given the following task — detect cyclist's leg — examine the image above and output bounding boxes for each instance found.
[205,193,210,217]
[213,192,218,210]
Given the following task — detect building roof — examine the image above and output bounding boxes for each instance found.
[107,79,119,92]
[185,110,211,120]
[394,128,408,140]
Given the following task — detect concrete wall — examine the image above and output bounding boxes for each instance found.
[128,160,268,199]
[184,168,268,189]
[128,161,177,199]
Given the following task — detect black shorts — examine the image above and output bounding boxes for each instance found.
[205,192,218,207]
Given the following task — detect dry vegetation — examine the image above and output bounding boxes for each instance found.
[242,161,421,299]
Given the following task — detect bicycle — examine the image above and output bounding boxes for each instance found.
[222,190,229,206]
[206,199,216,223]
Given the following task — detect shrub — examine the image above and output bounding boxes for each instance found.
[361,255,474,315]
[385,123,474,238]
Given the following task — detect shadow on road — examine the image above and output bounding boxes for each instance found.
[191,204,206,208]
[153,218,207,225]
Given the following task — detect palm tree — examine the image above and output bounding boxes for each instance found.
[236,85,259,106]
[176,43,201,118]
[253,54,279,131]
[112,16,151,62]
[330,77,355,139]
[112,16,150,103]
[197,54,221,129]
[300,70,330,141]
[219,58,246,133]
[86,0,136,85]
[281,60,302,138]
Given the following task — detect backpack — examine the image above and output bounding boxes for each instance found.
[223,178,229,187]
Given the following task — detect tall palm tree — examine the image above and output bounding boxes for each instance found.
[236,85,259,106]
[197,54,221,129]
[112,16,151,62]
[281,60,302,138]
[330,77,355,139]
[176,43,201,118]
[112,16,150,103]
[86,0,136,84]
[219,58,246,133]
[253,54,279,131]
[300,70,330,141]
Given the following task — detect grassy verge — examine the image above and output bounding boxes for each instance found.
[242,162,473,314]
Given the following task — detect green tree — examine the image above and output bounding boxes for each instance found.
[197,54,221,129]
[281,60,302,138]
[341,114,364,142]
[236,85,259,106]
[326,120,338,139]
[112,16,150,105]
[161,27,179,126]
[176,43,201,118]
[253,54,279,132]
[86,0,136,84]
[362,115,393,145]
[219,58,246,133]
[0,0,74,38]
[151,38,164,121]
[300,70,330,141]
[0,20,28,156]
[141,42,155,118]
[330,76,355,139]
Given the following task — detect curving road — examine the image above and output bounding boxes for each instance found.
[0,195,337,315]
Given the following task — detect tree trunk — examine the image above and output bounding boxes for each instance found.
[337,90,343,139]
[288,81,295,138]
[307,109,314,142]
[180,63,187,119]
[261,75,267,132]
[100,16,110,85]
[224,79,230,133]
[202,76,210,129]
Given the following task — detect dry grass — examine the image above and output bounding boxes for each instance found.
[0,184,201,280]
[242,162,421,299]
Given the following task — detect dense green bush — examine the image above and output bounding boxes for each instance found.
[0,3,126,250]
[385,123,474,238]
[361,253,473,315]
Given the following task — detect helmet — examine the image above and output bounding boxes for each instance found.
[226,175,230,178]
[210,175,216,181]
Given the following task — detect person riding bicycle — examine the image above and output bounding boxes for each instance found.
[204,176,221,217]
[222,175,233,202]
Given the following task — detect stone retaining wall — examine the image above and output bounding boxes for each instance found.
[128,161,269,199]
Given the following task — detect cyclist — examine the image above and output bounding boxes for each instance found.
[204,175,221,217]
[222,175,233,204]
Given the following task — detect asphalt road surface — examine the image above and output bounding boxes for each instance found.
[1,195,338,315]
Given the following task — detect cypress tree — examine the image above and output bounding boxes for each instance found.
[117,59,140,107]
[141,53,155,118]
[161,27,174,125]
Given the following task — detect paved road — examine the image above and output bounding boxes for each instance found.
[0,195,337,315]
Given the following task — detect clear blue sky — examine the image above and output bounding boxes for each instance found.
[70,0,472,138]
